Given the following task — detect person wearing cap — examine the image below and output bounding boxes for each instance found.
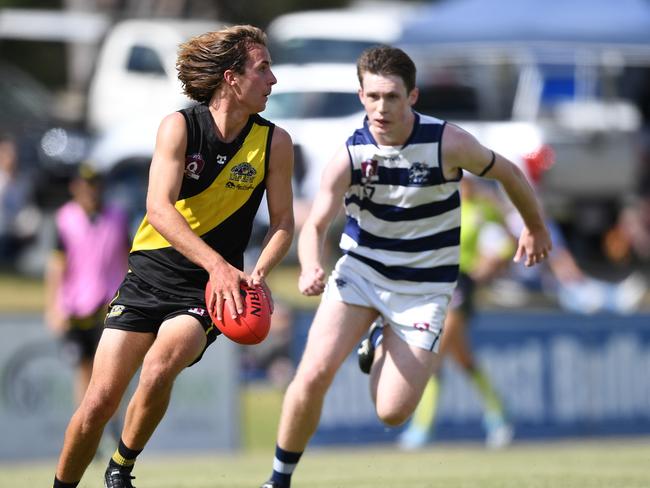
[44,162,131,405]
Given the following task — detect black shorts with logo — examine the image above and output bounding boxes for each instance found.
[62,307,106,363]
[104,272,220,366]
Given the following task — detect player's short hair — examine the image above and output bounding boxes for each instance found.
[177,24,267,103]
[357,45,416,93]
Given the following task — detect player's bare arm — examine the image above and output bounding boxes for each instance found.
[297,145,351,295]
[146,112,247,319]
[442,123,552,267]
[249,126,295,294]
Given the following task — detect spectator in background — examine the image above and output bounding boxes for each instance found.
[541,219,646,314]
[0,132,40,268]
[604,67,650,267]
[44,163,130,405]
[397,177,515,450]
[505,145,646,314]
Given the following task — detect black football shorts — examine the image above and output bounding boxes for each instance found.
[62,307,106,362]
[104,272,220,366]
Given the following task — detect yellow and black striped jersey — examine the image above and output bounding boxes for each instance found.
[128,103,274,299]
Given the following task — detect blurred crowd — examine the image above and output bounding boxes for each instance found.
[0,133,39,268]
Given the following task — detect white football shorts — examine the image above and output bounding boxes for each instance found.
[323,266,451,352]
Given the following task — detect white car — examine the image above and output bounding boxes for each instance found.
[262,63,365,200]
[87,18,224,135]
[267,4,418,64]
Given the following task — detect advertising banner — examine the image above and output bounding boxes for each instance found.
[290,311,650,445]
[0,315,240,460]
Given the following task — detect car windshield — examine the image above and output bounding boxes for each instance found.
[263,92,361,119]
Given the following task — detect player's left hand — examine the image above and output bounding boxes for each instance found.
[298,265,326,296]
[206,262,248,321]
[514,226,552,267]
[248,271,274,315]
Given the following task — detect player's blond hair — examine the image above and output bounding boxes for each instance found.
[177,24,267,103]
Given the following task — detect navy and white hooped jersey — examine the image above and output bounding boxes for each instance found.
[338,112,461,295]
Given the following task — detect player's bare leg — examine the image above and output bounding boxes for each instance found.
[370,326,440,426]
[442,309,513,448]
[74,357,94,406]
[441,310,474,368]
[55,329,153,483]
[102,315,207,488]
[277,300,377,451]
[120,315,207,450]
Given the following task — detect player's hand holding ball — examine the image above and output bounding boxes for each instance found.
[205,280,272,345]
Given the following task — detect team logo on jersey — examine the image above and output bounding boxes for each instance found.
[226,162,256,190]
[216,154,228,165]
[408,162,432,185]
[361,159,379,183]
[185,154,205,180]
[188,307,206,316]
[107,305,125,318]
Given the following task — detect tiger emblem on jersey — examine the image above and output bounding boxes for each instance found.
[226,162,257,190]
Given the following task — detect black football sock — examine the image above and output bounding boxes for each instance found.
[107,438,143,472]
[53,476,79,487]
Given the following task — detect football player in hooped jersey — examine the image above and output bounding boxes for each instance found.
[260,46,551,488]
[52,25,294,488]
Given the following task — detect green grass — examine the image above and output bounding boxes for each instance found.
[3,439,650,487]
[241,383,285,450]
[0,272,44,313]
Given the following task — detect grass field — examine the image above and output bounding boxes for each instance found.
[2,439,650,487]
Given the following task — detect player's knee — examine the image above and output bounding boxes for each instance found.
[294,365,335,397]
[139,361,176,396]
[79,391,121,429]
[375,401,412,427]
[377,408,410,427]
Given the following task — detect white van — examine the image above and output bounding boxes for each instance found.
[87,18,223,134]
[267,4,418,64]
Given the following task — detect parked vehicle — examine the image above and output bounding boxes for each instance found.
[262,63,363,200]
[0,61,89,210]
[87,18,223,134]
[399,50,644,248]
[266,4,418,65]
[262,54,647,254]
[398,0,650,247]
[0,61,91,275]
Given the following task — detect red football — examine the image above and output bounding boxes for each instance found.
[205,282,272,345]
